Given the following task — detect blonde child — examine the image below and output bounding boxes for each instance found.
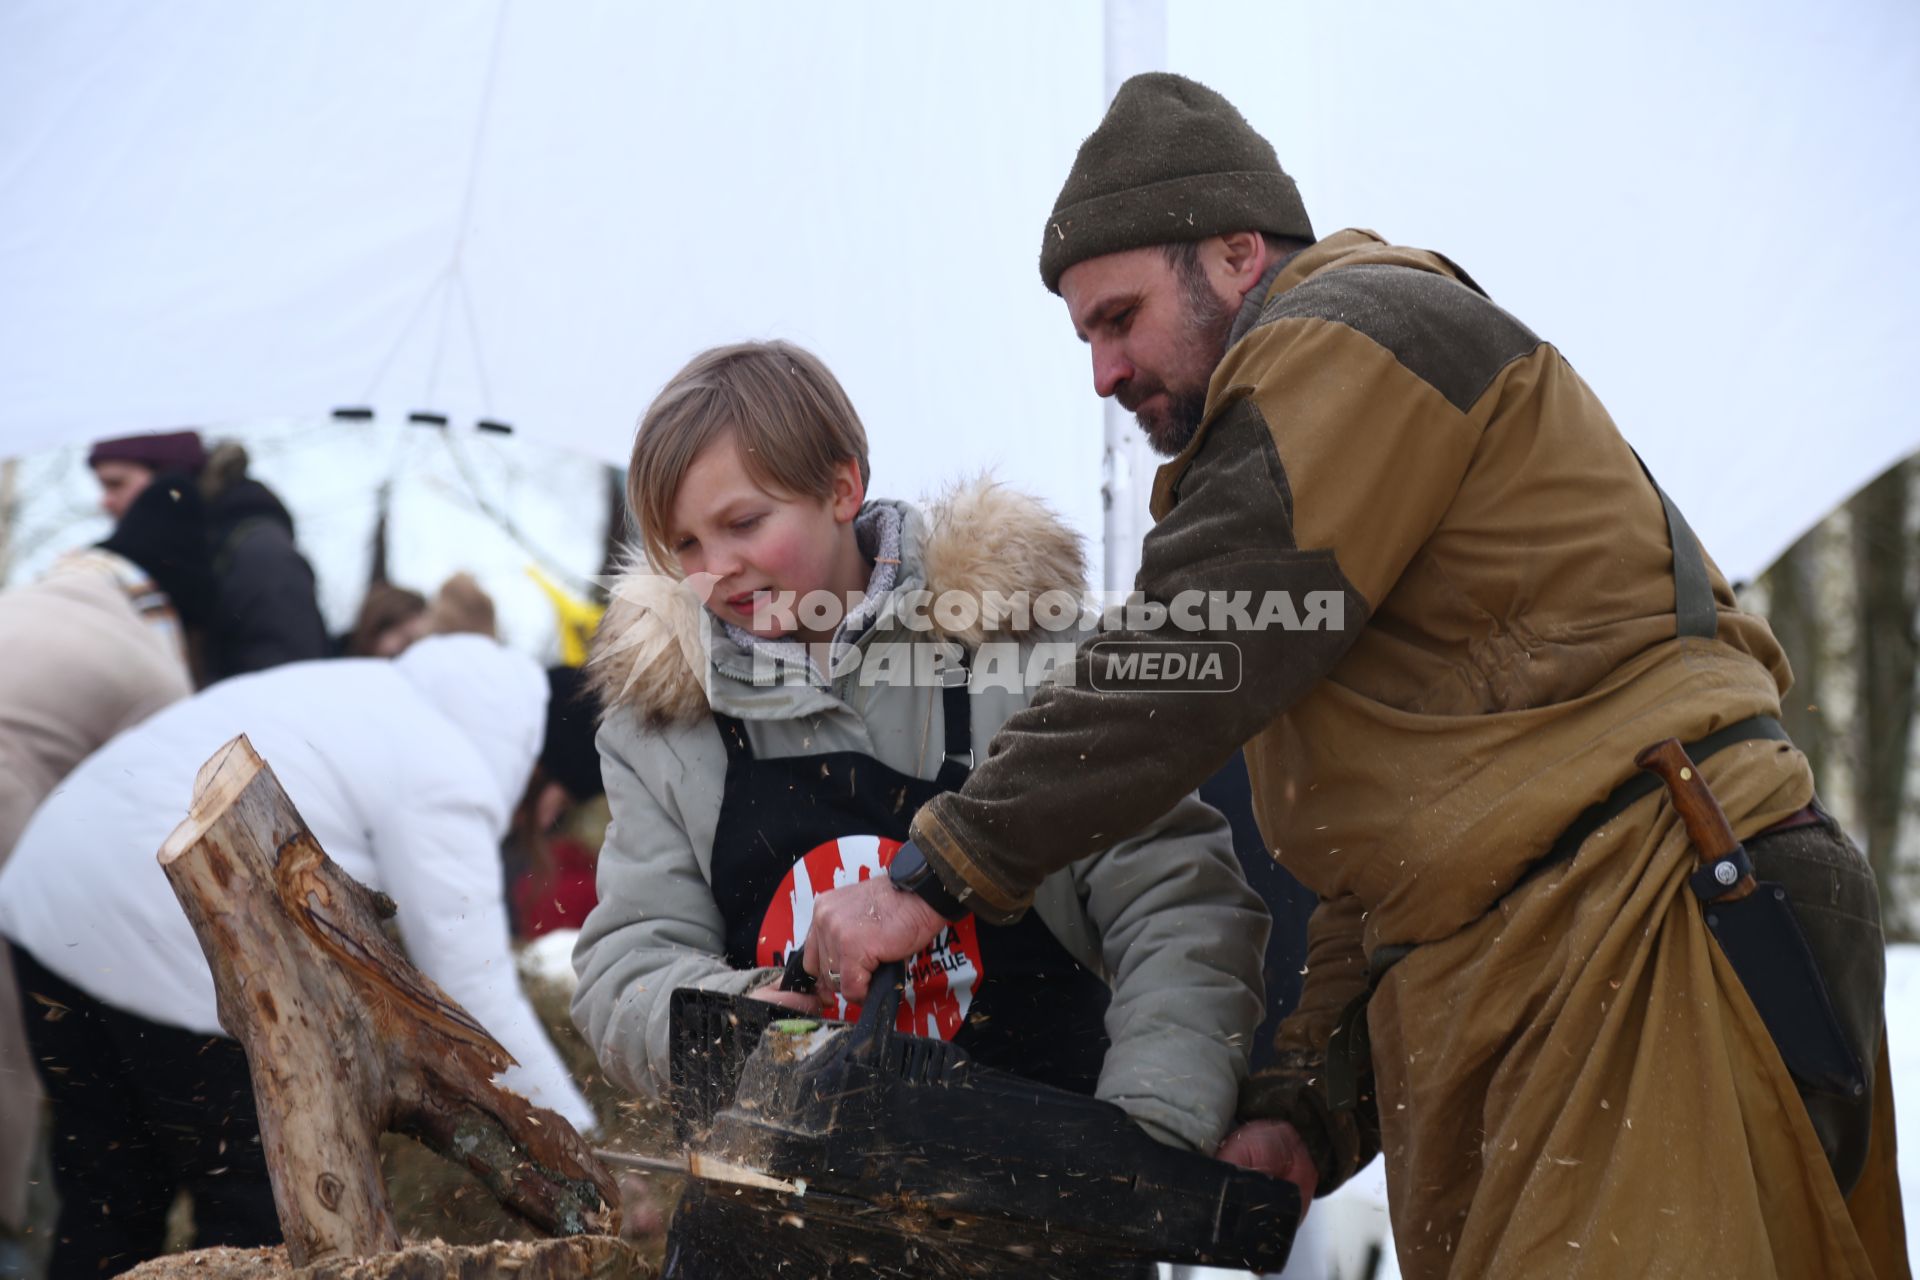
[572,341,1267,1277]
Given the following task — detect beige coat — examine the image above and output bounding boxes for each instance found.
[0,551,192,1232]
[0,552,191,861]
[570,482,1270,1153]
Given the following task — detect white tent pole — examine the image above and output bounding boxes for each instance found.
[1100,0,1166,593]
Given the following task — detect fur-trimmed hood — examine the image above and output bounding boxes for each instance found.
[588,479,1086,725]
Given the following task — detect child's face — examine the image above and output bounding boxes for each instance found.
[668,432,864,638]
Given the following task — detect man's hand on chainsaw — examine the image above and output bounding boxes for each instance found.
[803,875,945,1002]
[1216,1119,1318,1216]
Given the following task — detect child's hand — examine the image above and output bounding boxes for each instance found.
[748,983,824,1014]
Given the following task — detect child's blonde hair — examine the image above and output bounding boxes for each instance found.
[628,340,871,570]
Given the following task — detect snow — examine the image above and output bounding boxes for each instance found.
[517,926,582,992]
[1888,941,1919,1257]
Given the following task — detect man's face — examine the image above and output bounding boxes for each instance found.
[93,459,155,520]
[1061,246,1237,457]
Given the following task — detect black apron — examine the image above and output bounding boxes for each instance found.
[707,666,1112,1096]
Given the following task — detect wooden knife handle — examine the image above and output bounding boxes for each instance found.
[1634,737,1741,862]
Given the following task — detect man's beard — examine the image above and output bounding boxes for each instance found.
[1122,266,1236,456]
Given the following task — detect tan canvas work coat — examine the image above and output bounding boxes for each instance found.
[910,231,1907,1277]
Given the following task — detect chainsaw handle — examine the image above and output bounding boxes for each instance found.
[848,960,907,1059]
[779,947,817,995]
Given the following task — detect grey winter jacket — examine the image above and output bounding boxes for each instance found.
[570,482,1268,1152]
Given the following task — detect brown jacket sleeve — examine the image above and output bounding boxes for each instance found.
[913,288,1499,921]
[1242,893,1382,1194]
[911,397,1369,922]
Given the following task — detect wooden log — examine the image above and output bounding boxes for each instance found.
[157,735,619,1266]
[120,1238,651,1280]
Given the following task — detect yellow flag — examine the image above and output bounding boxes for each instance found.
[526,565,606,668]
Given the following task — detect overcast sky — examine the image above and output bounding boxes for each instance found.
[2,0,1915,589]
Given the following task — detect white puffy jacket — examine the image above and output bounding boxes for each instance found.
[0,635,594,1132]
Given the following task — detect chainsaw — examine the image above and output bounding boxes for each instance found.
[600,958,1300,1274]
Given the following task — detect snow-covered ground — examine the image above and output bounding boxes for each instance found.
[1888,941,1919,1261]
[518,927,581,989]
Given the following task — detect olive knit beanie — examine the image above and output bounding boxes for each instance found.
[1039,72,1314,294]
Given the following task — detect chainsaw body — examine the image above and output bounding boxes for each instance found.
[667,963,1299,1272]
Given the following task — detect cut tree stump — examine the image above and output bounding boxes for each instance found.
[156,735,620,1267]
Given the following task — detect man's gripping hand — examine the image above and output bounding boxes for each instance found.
[1215,1119,1318,1217]
[802,876,946,1003]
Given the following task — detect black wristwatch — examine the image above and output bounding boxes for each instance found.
[888,840,969,921]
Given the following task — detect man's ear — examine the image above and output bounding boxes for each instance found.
[1215,231,1271,300]
[829,458,866,524]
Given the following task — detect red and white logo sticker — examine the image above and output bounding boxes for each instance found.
[756,834,982,1039]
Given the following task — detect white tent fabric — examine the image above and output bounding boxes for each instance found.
[1,0,1916,584]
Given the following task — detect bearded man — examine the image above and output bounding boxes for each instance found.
[805,73,1907,1278]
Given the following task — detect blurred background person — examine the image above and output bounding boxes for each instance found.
[196,441,329,681]
[85,430,208,522]
[507,666,605,940]
[0,474,211,852]
[427,569,498,638]
[0,472,212,1277]
[86,432,332,685]
[342,581,430,657]
[0,635,598,1276]
[340,570,501,660]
